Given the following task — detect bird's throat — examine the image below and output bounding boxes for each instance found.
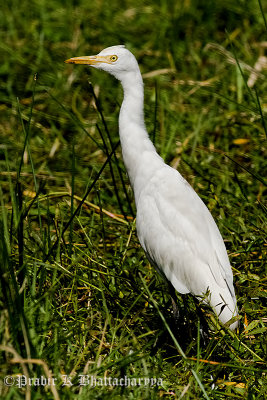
[118,71,163,200]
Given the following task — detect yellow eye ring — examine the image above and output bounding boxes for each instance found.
[110,55,118,62]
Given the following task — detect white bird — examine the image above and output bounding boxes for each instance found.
[65,45,239,330]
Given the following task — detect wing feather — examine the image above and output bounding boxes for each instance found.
[136,165,234,296]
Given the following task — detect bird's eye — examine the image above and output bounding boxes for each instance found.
[110,55,118,62]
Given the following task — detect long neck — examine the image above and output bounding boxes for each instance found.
[119,70,164,202]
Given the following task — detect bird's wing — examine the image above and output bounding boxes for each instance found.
[136,165,234,296]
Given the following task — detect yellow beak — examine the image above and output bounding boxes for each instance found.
[65,55,112,65]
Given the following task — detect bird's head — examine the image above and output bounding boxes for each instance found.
[65,45,139,81]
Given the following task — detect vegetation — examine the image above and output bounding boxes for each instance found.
[0,0,266,398]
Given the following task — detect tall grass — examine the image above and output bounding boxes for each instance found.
[0,0,266,398]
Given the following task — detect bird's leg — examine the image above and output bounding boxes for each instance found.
[192,297,210,346]
[168,288,196,345]
[171,293,180,324]
[169,290,210,345]
[168,283,180,324]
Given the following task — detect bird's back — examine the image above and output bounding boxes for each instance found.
[136,164,238,328]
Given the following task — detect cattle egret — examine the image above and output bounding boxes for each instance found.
[65,45,239,330]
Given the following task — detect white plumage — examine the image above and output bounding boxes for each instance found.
[65,45,239,330]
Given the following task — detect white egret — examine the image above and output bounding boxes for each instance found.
[65,45,239,330]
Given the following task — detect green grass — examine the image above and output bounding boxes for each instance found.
[0,0,266,398]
